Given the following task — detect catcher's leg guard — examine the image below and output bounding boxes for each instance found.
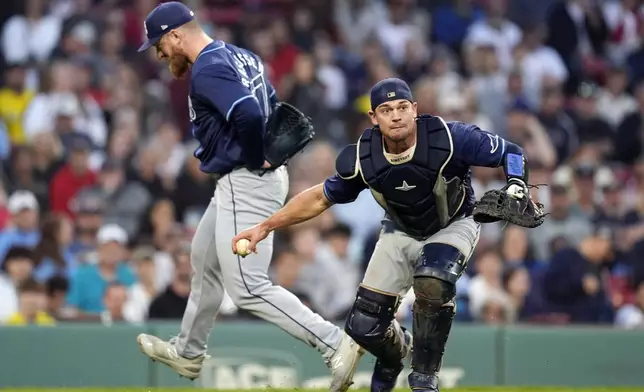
[344,286,406,367]
[411,243,467,377]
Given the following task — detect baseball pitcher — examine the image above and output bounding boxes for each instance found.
[135,3,363,391]
[232,78,545,392]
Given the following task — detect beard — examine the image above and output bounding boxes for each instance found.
[168,55,191,79]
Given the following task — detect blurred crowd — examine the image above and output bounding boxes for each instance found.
[2,0,644,329]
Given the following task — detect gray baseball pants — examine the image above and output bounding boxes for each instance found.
[363,216,481,296]
[175,167,342,359]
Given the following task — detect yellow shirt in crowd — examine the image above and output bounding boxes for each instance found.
[5,311,56,326]
[0,88,35,144]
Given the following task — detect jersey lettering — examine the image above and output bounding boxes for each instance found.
[232,52,270,120]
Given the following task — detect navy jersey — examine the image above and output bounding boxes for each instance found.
[189,40,277,174]
[324,121,519,214]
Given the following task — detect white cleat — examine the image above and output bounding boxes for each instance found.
[136,333,208,380]
[326,333,366,392]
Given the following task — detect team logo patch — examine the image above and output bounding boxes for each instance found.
[387,92,396,98]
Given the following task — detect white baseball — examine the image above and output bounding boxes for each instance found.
[236,239,251,257]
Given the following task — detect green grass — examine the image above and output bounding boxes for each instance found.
[2,388,644,392]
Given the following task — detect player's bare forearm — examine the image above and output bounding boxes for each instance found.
[262,183,332,232]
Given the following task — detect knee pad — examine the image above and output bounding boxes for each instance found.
[413,242,465,309]
[413,277,455,310]
[344,285,398,345]
[415,242,468,285]
[345,286,407,365]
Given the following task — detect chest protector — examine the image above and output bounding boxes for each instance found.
[358,115,466,239]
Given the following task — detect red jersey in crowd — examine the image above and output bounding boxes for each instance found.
[49,164,97,218]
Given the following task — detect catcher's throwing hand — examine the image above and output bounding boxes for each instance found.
[232,224,270,257]
[473,178,546,228]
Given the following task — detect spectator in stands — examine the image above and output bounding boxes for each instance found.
[45,275,68,320]
[468,249,512,320]
[5,279,55,326]
[516,23,568,110]
[597,65,637,127]
[49,132,97,217]
[504,104,557,169]
[431,0,484,51]
[501,225,538,268]
[544,225,615,323]
[75,159,151,238]
[315,223,359,320]
[32,213,76,282]
[5,146,49,209]
[65,224,135,314]
[148,246,191,320]
[30,131,64,186]
[1,0,62,65]
[614,80,644,165]
[171,153,214,227]
[0,190,40,264]
[23,61,77,138]
[569,82,614,157]
[0,247,36,323]
[546,0,609,95]
[0,62,34,145]
[68,192,104,257]
[570,162,601,218]
[503,266,544,322]
[123,246,156,324]
[529,182,591,262]
[602,0,644,65]
[128,145,168,201]
[142,201,181,290]
[270,247,315,307]
[333,0,387,55]
[536,84,579,165]
[593,168,626,230]
[479,298,515,325]
[615,281,644,329]
[465,0,522,72]
[100,283,128,326]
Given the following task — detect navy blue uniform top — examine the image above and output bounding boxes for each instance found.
[189,40,277,174]
[324,121,519,212]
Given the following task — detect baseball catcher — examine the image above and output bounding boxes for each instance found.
[232,77,546,392]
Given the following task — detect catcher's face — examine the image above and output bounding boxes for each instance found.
[370,99,417,142]
[155,31,191,79]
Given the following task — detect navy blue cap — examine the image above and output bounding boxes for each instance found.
[64,132,94,152]
[138,2,195,52]
[370,78,413,111]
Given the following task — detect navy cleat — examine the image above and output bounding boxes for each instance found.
[371,329,413,392]
[408,371,439,392]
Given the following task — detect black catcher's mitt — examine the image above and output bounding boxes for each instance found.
[473,180,546,228]
[263,102,315,168]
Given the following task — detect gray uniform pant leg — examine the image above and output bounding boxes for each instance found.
[175,196,225,358]
[177,167,342,359]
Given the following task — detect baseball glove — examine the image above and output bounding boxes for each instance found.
[263,102,315,168]
[473,179,546,228]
